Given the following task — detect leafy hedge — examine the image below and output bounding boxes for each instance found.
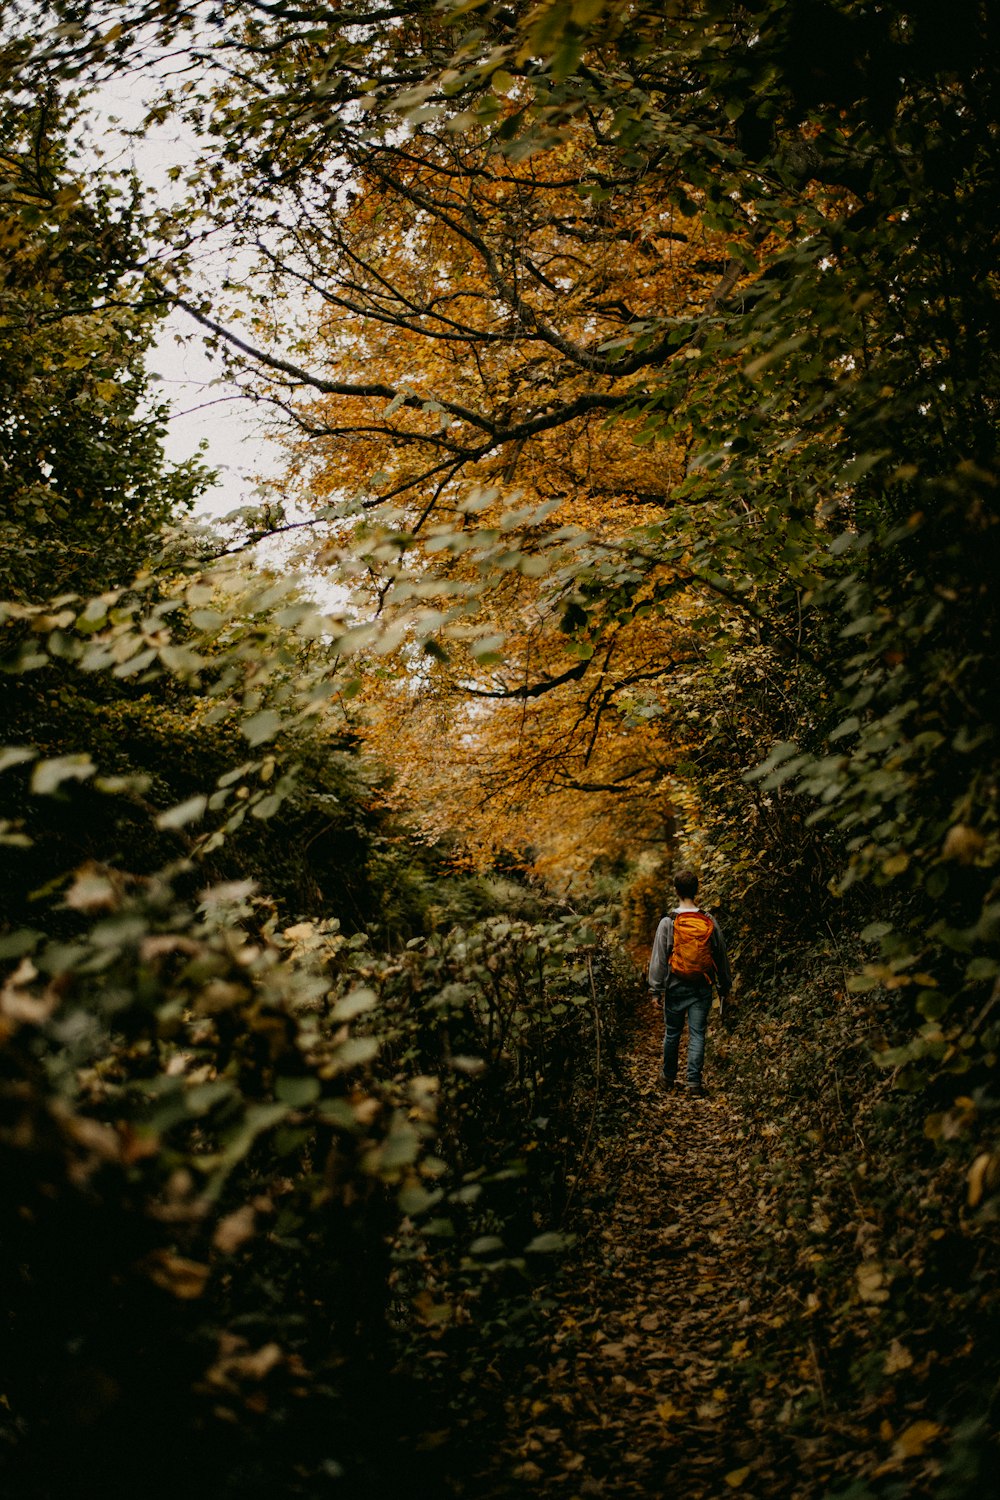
[0,783,636,1497]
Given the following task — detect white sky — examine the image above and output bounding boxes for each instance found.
[83,67,281,521]
[73,42,352,612]
[150,308,276,520]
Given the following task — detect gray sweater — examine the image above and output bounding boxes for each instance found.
[648,906,733,997]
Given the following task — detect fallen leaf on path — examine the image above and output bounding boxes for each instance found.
[655,1399,686,1421]
[893,1420,944,1459]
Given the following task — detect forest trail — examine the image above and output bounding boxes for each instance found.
[487,1005,829,1500]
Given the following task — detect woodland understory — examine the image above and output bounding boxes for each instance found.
[1,2,998,1497]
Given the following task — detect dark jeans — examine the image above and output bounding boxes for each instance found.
[661,980,713,1086]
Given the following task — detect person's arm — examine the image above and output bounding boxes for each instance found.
[647,916,673,994]
[710,917,733,998]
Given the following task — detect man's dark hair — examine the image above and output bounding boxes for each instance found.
[674,867,699,900]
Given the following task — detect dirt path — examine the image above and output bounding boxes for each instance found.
[487,1005,800,1500]
[459,972,986,1500]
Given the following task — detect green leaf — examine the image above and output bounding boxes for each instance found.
[31,754,96,795]
[830,716,860,741]
[744,742,799,783]
[156,795,208,830]
[202,1103,291,1196]
[330,1036,379,1072]
[469,1235,506,1256]
[0,929,42,960]
[250,792,284,820]
[275,1076,322,1107]
[241,709,282,745]
[0,747,36,774]
[525,1230,576,1254]
[399,1182,441,1216]
[331,987,378,1022]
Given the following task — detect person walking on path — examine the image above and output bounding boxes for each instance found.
[647,868,733,1097]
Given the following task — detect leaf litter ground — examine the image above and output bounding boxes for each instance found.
[469,1003,888,1500]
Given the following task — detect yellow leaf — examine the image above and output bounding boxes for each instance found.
[883,1339,914,1375]
[893,1420,944,1459]
[144,1250,209,1299]
[856,1261,890,1303]
[725,1467,752,1488]
[967,1151,1000,1208]
[655,1399,686,1422]
[241,1343,283,1381]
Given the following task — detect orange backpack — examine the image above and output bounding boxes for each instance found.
[669,910,716,980]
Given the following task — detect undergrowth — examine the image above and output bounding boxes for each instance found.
[716,946,999,1497]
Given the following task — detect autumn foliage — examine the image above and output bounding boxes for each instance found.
[2,2,999,1496]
